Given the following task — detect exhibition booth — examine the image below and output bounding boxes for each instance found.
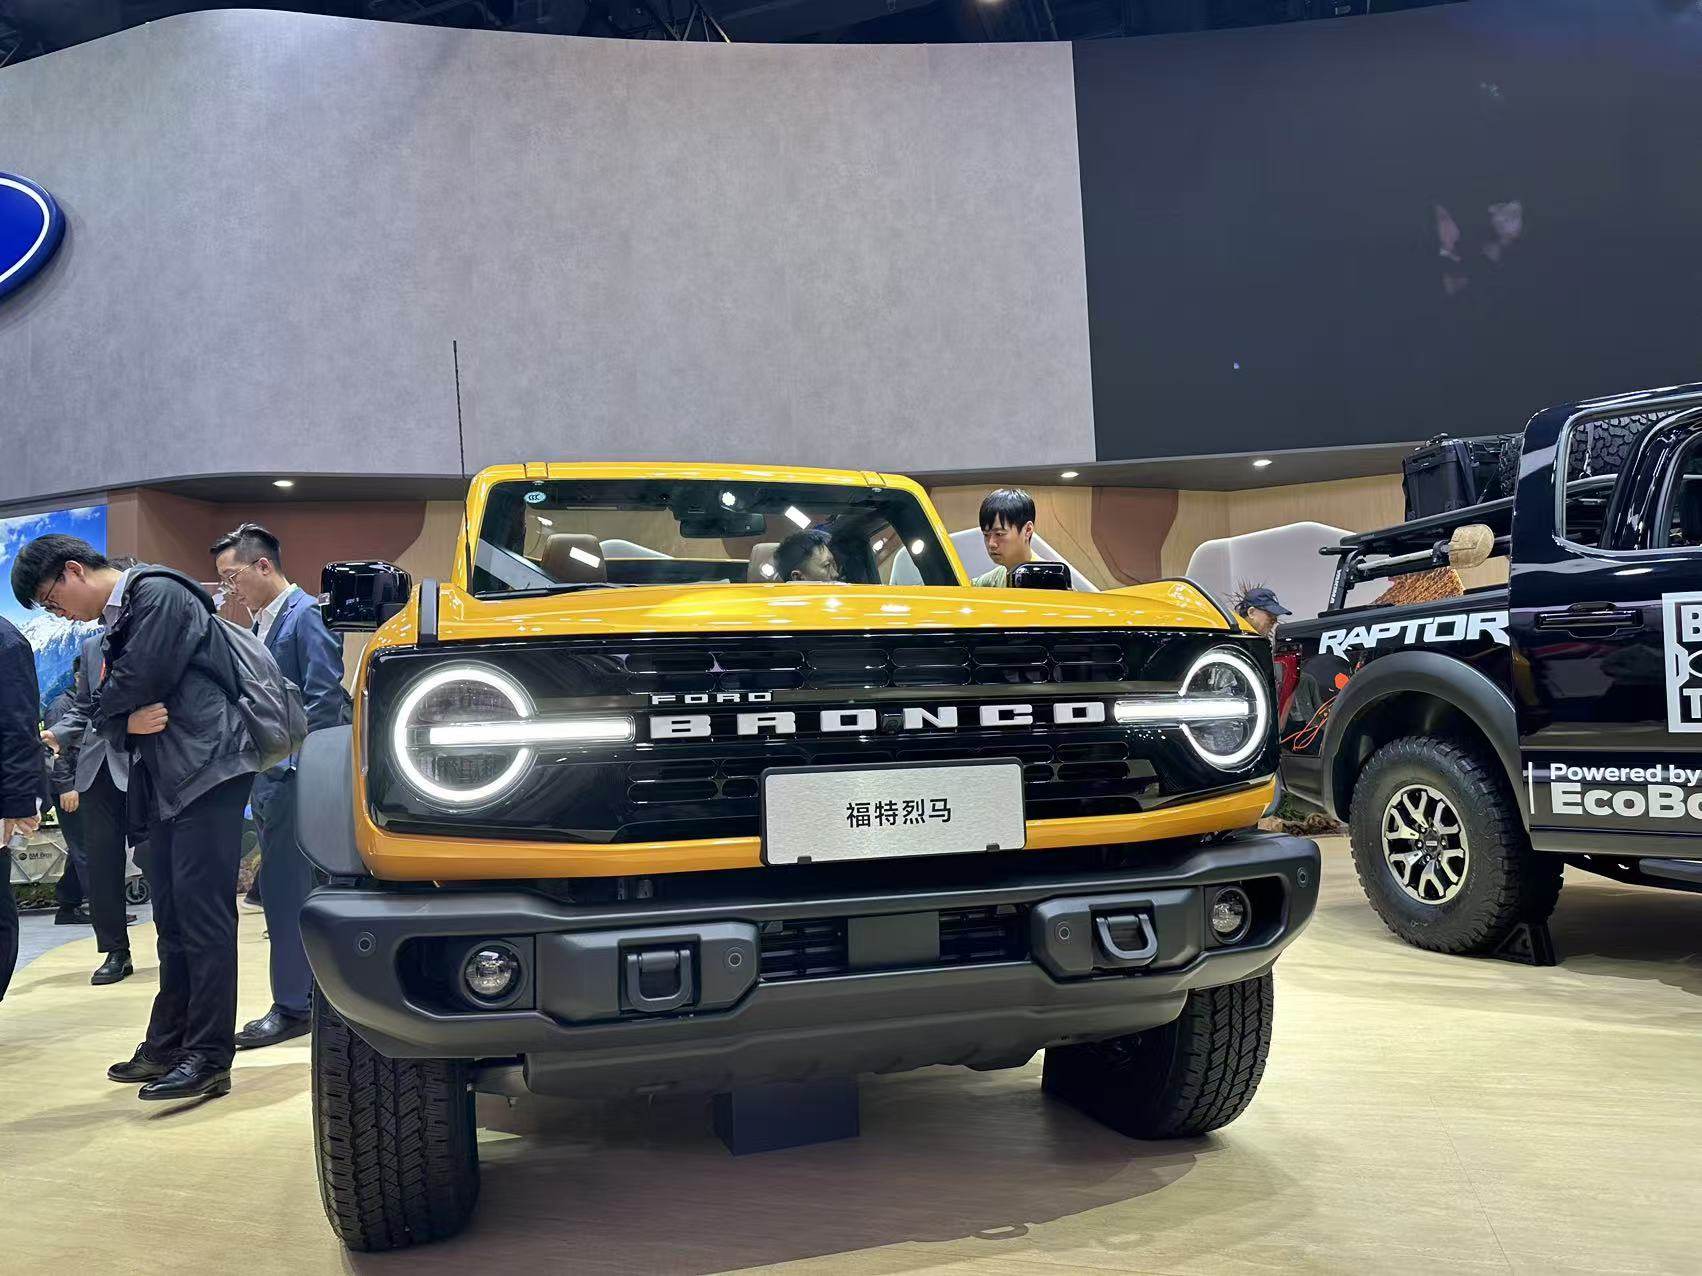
[2,3,1700,1273]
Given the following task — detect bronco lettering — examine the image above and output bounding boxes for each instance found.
[650,700,1106,740]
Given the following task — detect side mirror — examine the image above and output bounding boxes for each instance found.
[1008,561,1071,591]
[319,560,413,632]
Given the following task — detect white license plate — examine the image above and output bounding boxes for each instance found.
[761,759,1026,866]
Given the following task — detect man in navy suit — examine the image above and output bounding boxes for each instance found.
[212,523,350,1048]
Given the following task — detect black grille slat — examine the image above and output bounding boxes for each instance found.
[628,779,719,805]
[760,908,1026,982]
[939,905,1028,965]
[759,919,849,982]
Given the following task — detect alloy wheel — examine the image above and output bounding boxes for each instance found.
[1381,783,1469,904]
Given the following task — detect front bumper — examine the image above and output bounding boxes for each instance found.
[301,832,1319,1095]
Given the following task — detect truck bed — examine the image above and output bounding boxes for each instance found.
[1281,583,1510,637]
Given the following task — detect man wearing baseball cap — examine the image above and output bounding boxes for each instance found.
[1237,586,1291,637]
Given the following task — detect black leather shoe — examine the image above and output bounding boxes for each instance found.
[234,1006,311,1050]
[91,950,133,985]
[138,1053,231,1102]
[108,1045,171,1083]
[54,905,92,926]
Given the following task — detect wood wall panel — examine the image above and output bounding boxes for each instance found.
[1091,488,1177,584]
[1160,475,1407,577]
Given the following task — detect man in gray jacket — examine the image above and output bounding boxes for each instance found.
[43,636,136,983]
[13,535,258,1100]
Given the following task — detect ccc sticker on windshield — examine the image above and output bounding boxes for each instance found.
[1662,591,1702,733]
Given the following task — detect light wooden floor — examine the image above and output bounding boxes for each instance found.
[3,836,1700,1275]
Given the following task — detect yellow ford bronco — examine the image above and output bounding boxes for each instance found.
[296,463,1320,1251]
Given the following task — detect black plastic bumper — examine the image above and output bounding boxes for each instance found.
[301,832,1319,1095]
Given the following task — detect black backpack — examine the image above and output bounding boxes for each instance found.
[130,569,309,771]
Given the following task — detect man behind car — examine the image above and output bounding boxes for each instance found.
[12,535,258,1100]
[1236,585,1291,638]
[773,529,841,583]
[973,488,1038,587]
[211,523,350,1049]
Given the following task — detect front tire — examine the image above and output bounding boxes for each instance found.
[1348,735,1561,955]
[1042,974,1274,1139]
[311,996,480,1252]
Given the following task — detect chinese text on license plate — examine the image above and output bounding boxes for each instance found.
[761,759,1026,865]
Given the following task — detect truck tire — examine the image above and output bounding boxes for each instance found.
[1348,735,1561,955]
[311,996,480,1251]
[1042,974,1273,1139]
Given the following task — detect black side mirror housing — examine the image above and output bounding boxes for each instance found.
[319,560,413,632]
[1008,561,1072,591]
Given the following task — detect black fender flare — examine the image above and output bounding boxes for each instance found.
[1319,650,1520,824]
[294,724,367,877]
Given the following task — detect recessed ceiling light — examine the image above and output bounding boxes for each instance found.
[1252,458,1272,469]
[1060,470,1079,480]
[720,491,736,507]
[784,505,811,529]
[272,479,295,488]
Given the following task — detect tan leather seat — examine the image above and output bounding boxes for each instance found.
[542,533,607,584]
[747,542,779,582]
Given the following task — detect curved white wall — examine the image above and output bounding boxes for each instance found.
[0,10,1093,507]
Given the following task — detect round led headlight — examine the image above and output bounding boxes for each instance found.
[391,664,535,807]
[1178,647,1270,770]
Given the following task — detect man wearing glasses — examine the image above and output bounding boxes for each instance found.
[11,535,258,1100]
[211,523,349,1049]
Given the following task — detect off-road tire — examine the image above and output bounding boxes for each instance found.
[1042,974,1274,1139]
[311,996,480,1252]
[1348,735,1561,955]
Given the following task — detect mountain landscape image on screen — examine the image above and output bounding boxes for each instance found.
[0,504,108,713]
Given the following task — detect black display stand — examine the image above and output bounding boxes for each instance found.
[1489,920,1558,967]
[713,1079,860,1155]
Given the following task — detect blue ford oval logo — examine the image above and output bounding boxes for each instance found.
[0,172,65,302]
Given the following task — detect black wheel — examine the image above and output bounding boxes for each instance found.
[311,995,480,1251]
[1042,973,1274,1139]
[124,876,150,906]
[1348,735,1561,955]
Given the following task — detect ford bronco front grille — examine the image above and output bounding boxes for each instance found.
[365,628,1271,843]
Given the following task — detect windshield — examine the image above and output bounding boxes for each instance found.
[471,478,959,596]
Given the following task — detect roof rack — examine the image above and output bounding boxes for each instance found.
[1319,474,1619,611]
[1327,496,1514,559]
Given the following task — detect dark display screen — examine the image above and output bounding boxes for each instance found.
[1074,0,1702,460]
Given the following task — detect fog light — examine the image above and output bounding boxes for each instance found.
[1209,887,1251,944]
[463,945,520,1002]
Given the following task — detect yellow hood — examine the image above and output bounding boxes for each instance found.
[377,578,1237,648]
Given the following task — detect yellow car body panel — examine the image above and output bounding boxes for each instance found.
[350,462,1258,881]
